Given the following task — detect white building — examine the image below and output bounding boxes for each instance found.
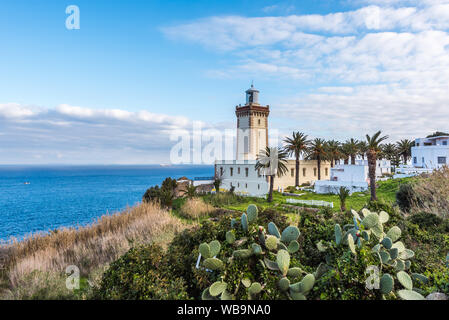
[215,160,269,196]
[315,164,368,194]
[411,136,449,169]
[314,160,391,194]
[355,159,392,177]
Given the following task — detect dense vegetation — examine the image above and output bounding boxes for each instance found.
[93,170,449,300]
[2,168,448,300]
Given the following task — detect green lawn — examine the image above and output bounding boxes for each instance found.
[201,177,414,213]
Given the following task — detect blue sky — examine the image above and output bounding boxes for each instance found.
[1,0,449,164]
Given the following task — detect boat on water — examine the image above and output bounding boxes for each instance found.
[24,182,30,185]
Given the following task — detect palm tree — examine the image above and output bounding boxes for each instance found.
[255,147,289,203]
[306,138,327,180]
[381,143,397,161]
[344,138,360,165]
[339,143,351,165]
[283,132,309,187]
[325,140,341,168]
[366,131,389,201]
[396,139,414,165]
[181,184,197,199]
[338,187,350,212]
[358,141,369,161]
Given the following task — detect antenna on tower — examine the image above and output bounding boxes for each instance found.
[251,80,254,88]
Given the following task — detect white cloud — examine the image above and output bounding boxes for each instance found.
[0,103,38,119]
[0,103,212,164]
[162,3,449,141]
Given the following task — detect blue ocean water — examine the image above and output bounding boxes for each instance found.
[0,165,214,241]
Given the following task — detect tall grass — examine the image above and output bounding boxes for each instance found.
[0,202,186,299]
[179,198,214,220]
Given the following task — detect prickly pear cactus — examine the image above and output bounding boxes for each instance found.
[196,204,320,300]
[319,208,428,300]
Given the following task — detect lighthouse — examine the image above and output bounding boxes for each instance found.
[235,84,270,160]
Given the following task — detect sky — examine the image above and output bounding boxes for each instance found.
[1,0,449,164]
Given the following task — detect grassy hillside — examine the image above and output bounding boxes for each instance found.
[202,177,414,213]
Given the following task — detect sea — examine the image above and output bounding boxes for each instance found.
[0,165,214,241]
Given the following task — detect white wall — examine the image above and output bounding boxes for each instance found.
[331,165,368,183]
[314,180,368,194]
[412,146,449,169]
[215,160,269,196]
[412,136,449,169]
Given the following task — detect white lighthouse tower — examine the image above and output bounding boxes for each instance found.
[235,84,270,160]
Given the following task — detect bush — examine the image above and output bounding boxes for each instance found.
[396,183,416,212]
[143,177,178,207]
[94,244,189,300]
[408,212,443,230]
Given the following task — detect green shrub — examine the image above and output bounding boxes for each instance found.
[142,178,178,207]
[396,183,416,212]
[408,212,443,230]
[94,244,189,300]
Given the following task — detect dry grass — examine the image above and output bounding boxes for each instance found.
[410,166,449,218]
[0,202,186,299]
[179,197,214,220]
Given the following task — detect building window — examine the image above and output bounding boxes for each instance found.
[438,157,447,164]
[303,168,306,177]
[325,168,328,176]
[245,168,249,177]
[220,167,223,176]
[413,157,417,164]
[230,167,233,176]
[238,167,241,174]
[443,141,448,146]
[314,168,317,177]
[244,136,249,153]
[258,184,260,190]
[291,168,294,177]
[258,119,261,125]
[422,157,425,164]
[245,183,248,188]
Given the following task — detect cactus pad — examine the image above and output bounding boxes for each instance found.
[199,243,211,259]
[381,237,393,249]
[278,278,290,291]
[362,213,380,228]
[287,267,303,278]
[277,250,290,276]
[335,224,342,245]
[379,211,390,224]
[281,226,300,243]
[233,249,253,259]
[268,222,281,238]
[226,231,236,244]
[397,271,413,290]
[387,226,401,242]
[246,204,258,224]
[209,282,228,297]
[203,258,224,271]
[288,240,300,254]
[380,273,394,294]
[241,213,248,232]
[265,235,278,251]
[397,289,425,300]
[209,240,221,257]
[248,282,262,295]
